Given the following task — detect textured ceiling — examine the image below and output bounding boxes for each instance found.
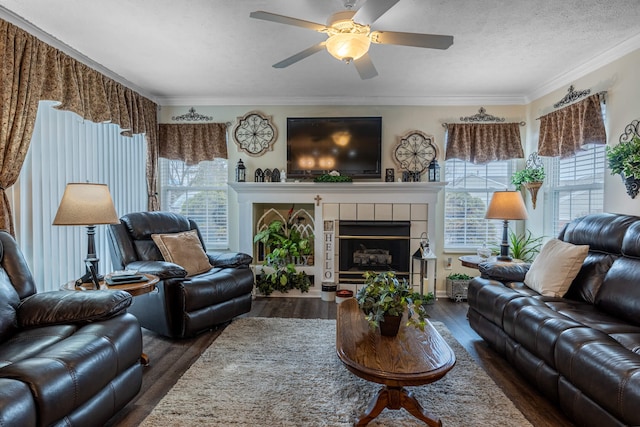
[1,0,639,105]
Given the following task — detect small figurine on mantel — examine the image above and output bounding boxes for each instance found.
[280,167,286,182]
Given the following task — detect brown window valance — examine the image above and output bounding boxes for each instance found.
[0,18,159,233]
[159,123,228,166]
[538,93,606,158]
[445,123,524,164]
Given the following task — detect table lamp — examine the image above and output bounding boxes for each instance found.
[53,183,119,285]
[485,190,528,261]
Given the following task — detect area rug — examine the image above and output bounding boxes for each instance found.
[141,317,533,427]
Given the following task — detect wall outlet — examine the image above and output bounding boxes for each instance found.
[444,257,453,270]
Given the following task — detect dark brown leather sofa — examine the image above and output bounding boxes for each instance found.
[107,211,254,338]
[0,231,143,427]
[468,213,640,426]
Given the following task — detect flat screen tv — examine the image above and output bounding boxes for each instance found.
[287,117,382,179]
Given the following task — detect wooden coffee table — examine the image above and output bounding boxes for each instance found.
[336,298,456,426]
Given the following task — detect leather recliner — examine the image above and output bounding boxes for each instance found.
[0,230,142,427]
[107,211,254,338]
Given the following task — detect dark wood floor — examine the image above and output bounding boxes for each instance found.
[107,297,575,427]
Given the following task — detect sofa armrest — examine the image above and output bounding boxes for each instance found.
[124,260,188,280]
[207,251,253,268]
[478,261,531,283]
[17,290,132,328]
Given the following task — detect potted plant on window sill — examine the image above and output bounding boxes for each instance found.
[606,135,640,199]
[355,270,430,337]
[511,165,545,209]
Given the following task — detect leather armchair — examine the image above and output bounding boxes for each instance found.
[0,230,142,427]
[107,211,254,338]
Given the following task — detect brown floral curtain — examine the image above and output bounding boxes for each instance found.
[0,18,159,233]
[158,123,228,165]
[445,123,524,164]
[538,94,606,158]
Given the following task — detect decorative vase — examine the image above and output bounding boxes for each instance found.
[622,174,640,199]
[523,181,543,209]
[379,314,402,337]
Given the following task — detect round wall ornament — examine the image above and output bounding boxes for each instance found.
[393,130,438,173]
[233,111,278,156]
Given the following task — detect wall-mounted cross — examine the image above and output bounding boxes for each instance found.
[314,195,322,206]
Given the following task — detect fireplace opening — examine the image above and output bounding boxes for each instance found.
[338,221,410,283]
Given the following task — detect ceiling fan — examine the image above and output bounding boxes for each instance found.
[250,0,454,80]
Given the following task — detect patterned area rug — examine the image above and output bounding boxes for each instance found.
[141,317,532,427]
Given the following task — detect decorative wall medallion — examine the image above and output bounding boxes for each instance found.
[393,130,438,173]
[233,111,277,156]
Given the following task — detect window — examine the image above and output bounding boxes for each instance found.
[14,101,147,292]
[545,144,605,236]
[444,159,517,250]
[159,158,229,249]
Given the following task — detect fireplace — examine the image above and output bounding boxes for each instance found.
[338,220,411,283]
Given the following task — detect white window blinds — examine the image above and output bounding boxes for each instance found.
[546,144,605,237]
[444,159,517,250]
[159,158,229,249]
[13,101,147,292]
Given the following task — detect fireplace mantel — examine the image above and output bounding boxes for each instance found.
[229,181,445,297]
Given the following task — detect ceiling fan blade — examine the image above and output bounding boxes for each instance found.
[371,30,454,49]
[250,11,327,32]
[352,0,400,25]
[354,53,378,80]
[273,42,326,68]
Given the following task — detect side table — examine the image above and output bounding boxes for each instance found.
[61,273,159,365]
[458,255,524,270]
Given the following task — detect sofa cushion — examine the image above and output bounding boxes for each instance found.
[152,230,212,276]
[596,257,640,325]
[524,239,589,297]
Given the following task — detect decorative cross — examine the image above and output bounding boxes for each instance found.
[314,195,322,206]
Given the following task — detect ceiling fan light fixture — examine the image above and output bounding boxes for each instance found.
[325,32,371,62]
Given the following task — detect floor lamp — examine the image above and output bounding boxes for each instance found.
[485,190,528,261]
[53,183,119,287]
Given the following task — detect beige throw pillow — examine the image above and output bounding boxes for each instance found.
[151,230,212,276]
[524,238,589,297]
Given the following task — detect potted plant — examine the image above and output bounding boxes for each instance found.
[253,218,313,296]
[511,164,545,209]
[445,273,473,302]
[508,229,544,262]
[606,135,640,198]
[355,270,429,336]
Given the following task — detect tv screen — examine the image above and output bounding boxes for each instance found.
[287,117,382,179]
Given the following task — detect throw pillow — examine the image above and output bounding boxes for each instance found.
[151,230,212,276]
[524,238,589,297]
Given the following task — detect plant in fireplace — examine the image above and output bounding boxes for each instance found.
[253,219,312,295]
[356,270,429,336]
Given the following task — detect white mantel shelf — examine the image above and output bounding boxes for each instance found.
[229,181,445,297]
[230,181,446,202]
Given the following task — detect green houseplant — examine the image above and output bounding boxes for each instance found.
[508,229,544,262]
[356,270,429,336]
[511,164,545,208]
[253,219,312,296]
[606,136,640,198]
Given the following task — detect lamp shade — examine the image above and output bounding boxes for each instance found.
[53,183,119,226]
[485,191,528,220]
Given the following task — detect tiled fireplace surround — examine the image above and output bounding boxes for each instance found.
[230,182,445,298]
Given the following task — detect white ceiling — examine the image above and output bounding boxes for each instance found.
[1,0,640,106]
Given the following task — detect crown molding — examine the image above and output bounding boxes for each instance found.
[526,34,640,103]
[157,94,528,107]
[0,6,158,103]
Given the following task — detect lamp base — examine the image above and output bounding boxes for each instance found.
[495,255,513,262]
